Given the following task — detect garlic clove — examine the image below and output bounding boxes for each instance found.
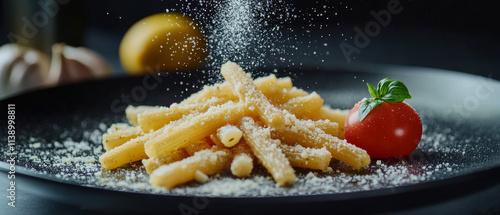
[48,43,112,85]
[0,43,51,97]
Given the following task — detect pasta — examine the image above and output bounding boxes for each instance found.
[98,61,371,189]
[102,126,143,151]
[149,147,232,189]
[279,144,331,170]
[183,138,213,156]
[239,117,296,186]
[100,110,199,170]
[138,97,229,132]
[230,153,254,178]
[144,101,251,157]
[271,115,370,170]
[125,105,160,126]
[221,62,285,129]
[216,124,243,147]
[279,92,324,118]
[142,149,188,174]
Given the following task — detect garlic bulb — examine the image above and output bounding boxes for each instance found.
[0,43,113,98]
[48,43,112,85]
[0,43,51,97]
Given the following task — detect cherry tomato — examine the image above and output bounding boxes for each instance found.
[344,100,422,158]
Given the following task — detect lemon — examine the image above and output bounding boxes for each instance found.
[119,13,207,75]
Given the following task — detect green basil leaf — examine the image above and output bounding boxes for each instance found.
[380,94,399,103]
[367,83,380,99]
[377,78,392,96]
[371,78,412,103]
[381,79,412,103]
[358,99,383,121]
[361,78,412,121]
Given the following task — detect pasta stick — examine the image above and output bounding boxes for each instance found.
[253,74,278,94]
[143,139,212,175]
[280,92,324,118]
[105,123,133,133]
[144,102,251,157]
[239,117,296,186]
[138,97,228,132]
[272,114,370,170]
[279,144,331,170]
[216,124,243,147]
[149,148,232,189]
[267,87,309,105]
[102,126,143,151]
[276,77,293,90]
[125,105,161,126]
[194,170,210,183]
[181,82,236,105]
[221,61,285,129]
[142,149,188,174]
[253,74,293,97]
[230,141,255,177]
[316,107,349,127]
[99,133,151,170]
[311,107,349,139]
[230,153,253,178]
[311,119,339,137]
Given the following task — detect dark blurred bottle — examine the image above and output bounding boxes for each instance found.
[4,0,86,54]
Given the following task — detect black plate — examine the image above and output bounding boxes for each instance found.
[1,64,500,214]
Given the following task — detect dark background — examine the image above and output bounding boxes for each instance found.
[1,0,499,78]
